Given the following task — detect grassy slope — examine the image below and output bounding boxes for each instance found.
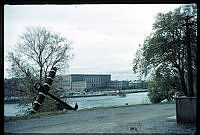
[4,101,175,122]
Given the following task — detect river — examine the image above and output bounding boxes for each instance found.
[4,92,150,117]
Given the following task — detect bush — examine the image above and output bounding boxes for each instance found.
[147,67,178,103]
[148,81,165,103]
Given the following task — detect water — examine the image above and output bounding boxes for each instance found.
[68,92,150,109]
[4,104,30,117]
[4,92,150,117]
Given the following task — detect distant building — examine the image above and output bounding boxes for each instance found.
[108,80,129,90]
[5,74,149,97]
[59,74,111,91]
[4,78,20,97]
[58,74,133,92]
[132,80,148,89]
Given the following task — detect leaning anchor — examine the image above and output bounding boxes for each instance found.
[30,67,78,114]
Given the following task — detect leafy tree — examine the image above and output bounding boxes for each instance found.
[133,5,197,101]
[6,26,73,113]
[147,64,180,103]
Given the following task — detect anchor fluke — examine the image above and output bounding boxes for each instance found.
[74,103,78,111]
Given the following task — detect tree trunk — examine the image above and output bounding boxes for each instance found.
[40,66,43,83]
[178,67,187,95]
[177,52,187,95]
[180,71,187,95]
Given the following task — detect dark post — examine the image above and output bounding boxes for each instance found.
[30,67,57,113]
[185,17,194,97]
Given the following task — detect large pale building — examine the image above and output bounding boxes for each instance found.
[59,74,111,91]
[108,80,129,90]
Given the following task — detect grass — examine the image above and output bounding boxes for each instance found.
[81,100,175,111]
[4,101,175,122]
[4,110,68,122]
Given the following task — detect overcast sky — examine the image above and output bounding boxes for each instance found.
[4,4,182,80]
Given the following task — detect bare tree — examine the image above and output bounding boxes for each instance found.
[6,26,73,112]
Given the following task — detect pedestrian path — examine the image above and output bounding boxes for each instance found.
[5,103,196,134]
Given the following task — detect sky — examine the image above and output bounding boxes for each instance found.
[4,4,182,80]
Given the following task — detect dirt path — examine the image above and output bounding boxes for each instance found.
[4,103,196,133]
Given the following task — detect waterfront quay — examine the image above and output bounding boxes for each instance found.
[62,89,148,98]
[4,89,148,104]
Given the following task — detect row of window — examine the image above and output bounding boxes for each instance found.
[84,77,109,83]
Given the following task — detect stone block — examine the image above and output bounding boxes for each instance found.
[176,96,196,124]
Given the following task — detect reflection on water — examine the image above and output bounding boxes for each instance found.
[68,92,150,110]
[4,92,150,116]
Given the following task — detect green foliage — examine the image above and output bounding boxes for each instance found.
[133,5,197,99]
[147,65,179,103]
[38,96,58,113]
